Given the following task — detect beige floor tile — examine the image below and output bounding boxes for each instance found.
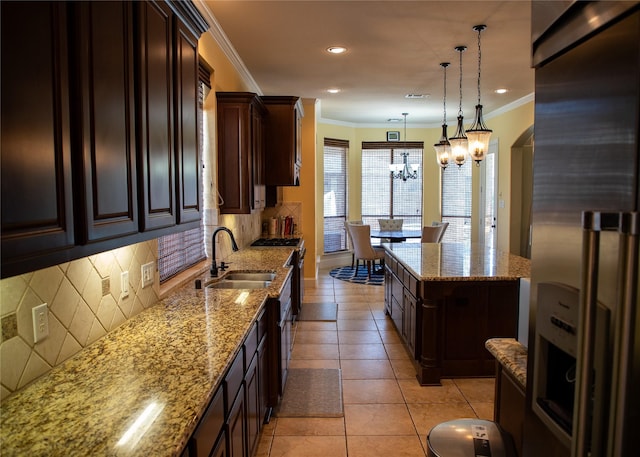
[379,329,402,344]
[384,343,412,360]
[454,377,495,403]
[255,433,273,457]
[390,358,417,379]
[398,378,467,403]
[291,343,339,360]
[289,359,341,369]
[337,310,374,320]
[470,401,494,420]
[268,435,347,457]
[342,379,404,404]
[338,330,382,344]
[295,321,336,332]
[337,319,378,331]
[371,309,387,319]
[294,330,338,344]
[347,435,426,457]
[344,404,416,436]
[274,417,345,436]
[339,343,388,360]
[340,359,395,380]
[374,317,396,331]
[337,302,370,311]
[407,402,477,436]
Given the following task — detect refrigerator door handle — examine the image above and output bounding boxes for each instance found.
[574,211,639,457]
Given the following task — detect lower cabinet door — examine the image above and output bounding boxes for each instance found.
[227,385,246,457]
[210,430,227,457]
[245,355,260,456]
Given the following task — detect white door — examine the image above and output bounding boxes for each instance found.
[479,139,498,249]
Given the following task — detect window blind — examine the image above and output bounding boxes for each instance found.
[323,138,348,253]
[441,159,472,242]
[158,63,210,282]
[361,142,423,230]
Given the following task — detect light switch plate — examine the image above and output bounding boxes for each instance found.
[141,262,154,288]
[121,271,129,298]
[32,303,49,343]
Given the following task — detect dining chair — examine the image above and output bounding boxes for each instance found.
[431,221,449,242]
[421,225,444,242]
[378,218,403,231]
[344,220,363,268]
[348,224,385,279]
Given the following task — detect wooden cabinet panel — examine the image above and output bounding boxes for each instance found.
[136,0,176,231]
[245,354,260,456]
[190,386,225,457]
[75,1,138,242]
[1,2,75,272]
[261,96,303,186]
[175,19,201,224]
[226,384,246,457]
[495,367,525,456]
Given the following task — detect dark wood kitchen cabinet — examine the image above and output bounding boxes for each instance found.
[384,253,418,358]
[261,96,303,186]
[216,92,267,214]
[267,273,293,408]
[0,0,207,278]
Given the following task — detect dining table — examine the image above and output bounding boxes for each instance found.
[370,229,422,242]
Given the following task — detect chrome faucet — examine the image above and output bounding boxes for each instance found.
[211,227,239,277]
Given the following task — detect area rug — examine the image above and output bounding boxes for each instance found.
[329,265,384,286]
[276,368,343,417]
[297,302,337,321]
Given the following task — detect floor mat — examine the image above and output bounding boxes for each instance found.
[276,368,343,417]
[329,265,384,286]
[297,302,337,321]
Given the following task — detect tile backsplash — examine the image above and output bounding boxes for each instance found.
[0,240,159,399]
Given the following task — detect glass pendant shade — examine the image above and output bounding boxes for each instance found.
[434,124,451,169]
[449,115,468,167]
[466,104,492,164]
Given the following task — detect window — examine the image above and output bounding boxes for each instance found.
[361,142,423,230]
[323,138,348,253]
[441,159,472,242]
[158,64,210,282]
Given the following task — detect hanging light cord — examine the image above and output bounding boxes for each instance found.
[457,47,464,117]
[442,64,447,124]
[476,26,482,104]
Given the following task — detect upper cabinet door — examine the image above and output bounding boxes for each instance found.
[174,20,201,224]
[137,0,176,231]
[74,1,138,243]
[1,2,75,273]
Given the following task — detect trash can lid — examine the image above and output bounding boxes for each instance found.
[426,419,512,457]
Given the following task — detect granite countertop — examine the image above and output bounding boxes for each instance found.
[382,242,531,281]
[485,338,528,389]
[0,248,295,457]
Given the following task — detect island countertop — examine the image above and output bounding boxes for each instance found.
[0,248,294,457]
[382,242,531,281]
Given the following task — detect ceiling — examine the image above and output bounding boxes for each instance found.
[198,1,534,127]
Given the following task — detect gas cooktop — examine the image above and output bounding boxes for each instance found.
[251,237,301,247]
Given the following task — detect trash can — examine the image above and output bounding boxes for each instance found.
[426,419,516,457]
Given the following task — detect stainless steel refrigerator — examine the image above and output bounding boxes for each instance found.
[524,2,639,457]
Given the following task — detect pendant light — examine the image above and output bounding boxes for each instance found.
[466,24,492,165]
[449,45,468,167]
[389,113,419,181]
[434,62,451,169]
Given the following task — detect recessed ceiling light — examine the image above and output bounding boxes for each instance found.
[326,46,347,54]
[327,88,340,94]
[495,88,508,94]
[405,94,428,99]
[387,118,402,122]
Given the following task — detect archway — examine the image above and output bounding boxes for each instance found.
[510,125,534,258]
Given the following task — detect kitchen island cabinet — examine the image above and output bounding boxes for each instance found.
[383,243,530,385]
[0,248,295,457]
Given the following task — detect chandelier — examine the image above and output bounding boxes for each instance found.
[449,45,468,167]
[389,113,419,181]
[434,62,451,169]
[465,24,492,165]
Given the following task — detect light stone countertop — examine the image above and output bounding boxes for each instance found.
[382,242,531,281]
[485,338,528,389]
[0,248,295,457]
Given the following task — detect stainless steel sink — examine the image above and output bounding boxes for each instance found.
[224,272,276,282]
[207,280,271,290]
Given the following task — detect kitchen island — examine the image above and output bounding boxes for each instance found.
[0,248,295,457]
[383,242,530,385]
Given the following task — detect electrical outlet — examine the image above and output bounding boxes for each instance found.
[121,271,129,298]
[141,262,154,288]
[32,303,49,343]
